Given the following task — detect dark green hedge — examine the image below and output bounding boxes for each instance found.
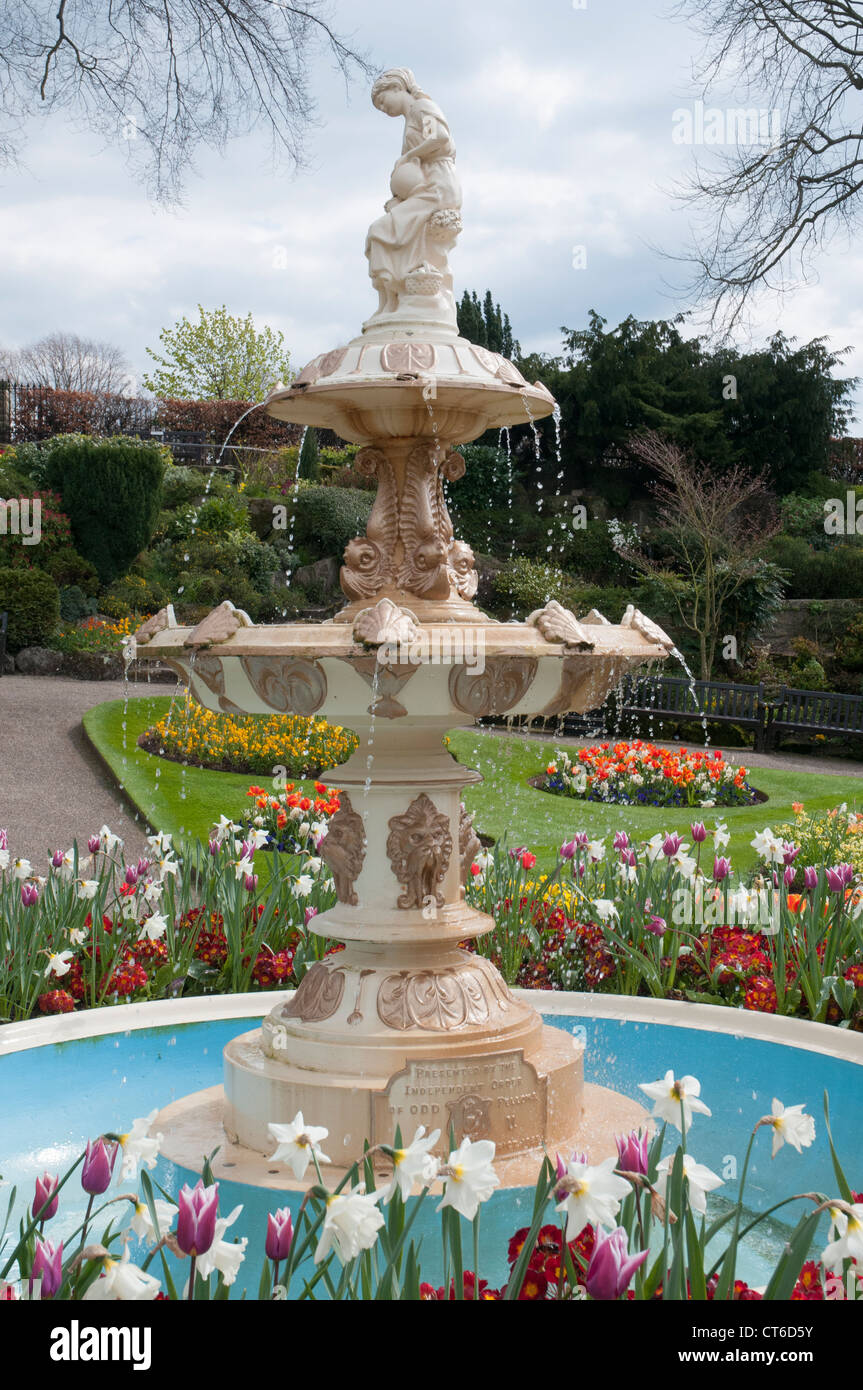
[0,565,60,650]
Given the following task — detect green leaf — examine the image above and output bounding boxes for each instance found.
[762,1210,823,1301]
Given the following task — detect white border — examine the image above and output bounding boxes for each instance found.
[2,989,862,1066]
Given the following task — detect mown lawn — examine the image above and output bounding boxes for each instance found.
[85,697,861,875]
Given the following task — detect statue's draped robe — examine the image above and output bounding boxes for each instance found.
[365,98,460,289]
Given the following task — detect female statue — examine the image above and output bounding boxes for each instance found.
[364,68,462,325]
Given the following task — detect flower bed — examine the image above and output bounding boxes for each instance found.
[138,704,358,778]
[240,782,341,853]
[50,614,144,655]
[539,742,760,809]
[2,1078,858,1301]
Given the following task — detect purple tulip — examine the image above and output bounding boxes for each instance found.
[782,843,800,866]
[265,1208,294,1262]
[208,838,221,857]
[33,1173,59,1222]
[826,863,855,893]
[81,1138,118,1195]
[125,866,138,886]
[713,856,731,882]
[21,883,38,906]
[87,836,101,855]
[622,848,637,867]
[783,865,797,886]
[136,857,150,876]
[585,1226,648,1300]
[304,905,319,928]
[240,838,256,862]
[508,845,528,860]
[30,1238,63,1298]
[560,839,578,861]
[645,914,666,937]
[244,872,258,893]
[662,833,683,858]
[0,829,7,851]
[613,831,629,851]
[176,1180,219,1257]
[803,866,818,891]
[690,822,707,843]
[50,850,64,869]
[615,1129,649,1176]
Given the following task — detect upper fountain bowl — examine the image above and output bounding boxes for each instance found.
[265,335,556,444]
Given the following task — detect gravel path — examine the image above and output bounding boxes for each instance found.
[0,674,178,867]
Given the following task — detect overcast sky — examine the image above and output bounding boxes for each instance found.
[2,0,861,422]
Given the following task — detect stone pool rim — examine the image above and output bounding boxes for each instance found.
[2,989,861,1067]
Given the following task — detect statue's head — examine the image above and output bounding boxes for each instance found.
[371,68,427,115]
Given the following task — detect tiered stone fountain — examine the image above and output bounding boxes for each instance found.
[141,68,672,1184]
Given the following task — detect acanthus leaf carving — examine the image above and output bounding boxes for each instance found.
[240,656,327,714]
[376,967,491,1031]
[318,792,366,906]
[386,792,452,909]
[449,656,538,716]
[282,963,346,1022]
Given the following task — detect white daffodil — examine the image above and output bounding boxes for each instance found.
[766,1099,816,1158]
[638,1070,711,1133]
[194,1205,248,1285]
[146,831,172,854]
[77,879,99,901]
[121,897,140,922]
[713,821,730,850]
[138,913,168,943]
[246,828,269,851]
[153,853,179,881]
[304,856,323,874]
[142,880,163,905]
[645,833,666,863]
[586,840,606,863]
[82,1248,161,1301]
[821,1205,863,1274]
[554,1155,631,1239]
[292,874,315,899]
[127,1197,175,1245]
[117,1111,162,1182]
[384,1126,441,1204]
[315,1185,384,1265]
[729,886,760,924]
[298,821,312,842]
[617,861,638,885]
[99,825,123,853]
[0,848,8,871]
[654,1153,723,1217]
[213,816,239,842]
[68,927,88,946]
[12,857,32,880]
[232,857,251,881]
[750,827,784,864]
[45,950,74,978]
[672,852,698,880]
[268,1112,331,1179]
[52,849,75,879]
[591,899,619,923]
[437,1137,500,1221]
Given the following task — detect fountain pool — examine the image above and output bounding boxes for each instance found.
[3,993,860,1293]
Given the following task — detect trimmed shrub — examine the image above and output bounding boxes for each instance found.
[298,428,321,482]
[293,485,374,558]
[38,434,167,585]
[0,565,60,650]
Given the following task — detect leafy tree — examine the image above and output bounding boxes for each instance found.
[143,306,292,401]
[672,0,863,326]
[0,2,370,202]
[457,291,520,358]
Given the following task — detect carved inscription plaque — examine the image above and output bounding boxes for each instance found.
[374,1051,545,1157]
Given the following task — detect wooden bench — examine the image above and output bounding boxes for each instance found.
[765,686,863,750]
[610,675,770,750]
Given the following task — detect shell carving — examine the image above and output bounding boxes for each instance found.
[353,598,420,647]
[133,605,176,646]
[386,792,453,909]
[184,601,253,649]
[526,599,594,651]
[621,605,675,652]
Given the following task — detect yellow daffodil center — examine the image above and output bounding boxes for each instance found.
[394,1149,406,1165]
[452,1165,464,1182]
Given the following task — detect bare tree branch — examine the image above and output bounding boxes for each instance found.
[0,1,372,202]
